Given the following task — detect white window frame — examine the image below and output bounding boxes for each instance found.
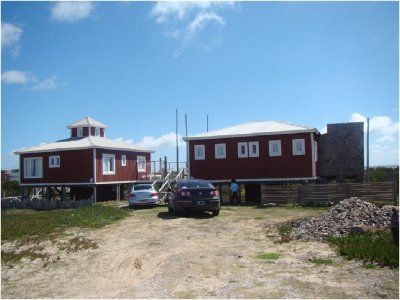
[102,154,116,175]
[137,156,146,172]
[215,143,226,159]
[238,142,248,158]
[24,157,43,178]
[293,139,305,155]
[269,140,282,157]
[249,141,259,157]
[121,155,127,166]
[49,155,60,168]
[194,145,205,160]
[77,127,83,137]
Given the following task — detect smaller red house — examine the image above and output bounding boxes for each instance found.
[15,117,154,201]
[183,120,319,200]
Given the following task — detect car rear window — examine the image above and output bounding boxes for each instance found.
[134,185,152,191]
[180,181,214,189]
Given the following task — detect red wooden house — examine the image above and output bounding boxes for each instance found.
[15,117,154,202]
[183,120,319,201]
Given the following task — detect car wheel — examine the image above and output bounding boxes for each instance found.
[212,210,220,216]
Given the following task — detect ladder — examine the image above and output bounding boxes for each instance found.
[154,168,188,203]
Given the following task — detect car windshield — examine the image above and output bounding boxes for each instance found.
[134,185,152,191]
[180,181,214,189]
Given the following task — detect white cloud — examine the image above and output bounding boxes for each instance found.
[1,70,34,84]
[116,132,185,151]
[376,136,395,143]
[51,2,94,23]
[187,11,225,39]
[137,133,185,149]
[150,1,213,24]
[150,1,236,54]
[349,112,399,166]
[350,112,399,136]
[31,76,58,91]
[1,22,23,56]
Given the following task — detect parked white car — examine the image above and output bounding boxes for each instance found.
[128,184,159,208]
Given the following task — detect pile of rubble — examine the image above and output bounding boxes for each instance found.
[293,197,397,241]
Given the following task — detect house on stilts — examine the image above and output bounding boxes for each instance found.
[15,117,154,202]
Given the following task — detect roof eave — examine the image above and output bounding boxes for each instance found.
[15,146,155,155]
[183,129,319,141]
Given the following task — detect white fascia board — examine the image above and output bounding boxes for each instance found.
[15,145,154,155]
[183,129,319,141]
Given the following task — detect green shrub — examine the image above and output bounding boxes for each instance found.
[328,231,399,268]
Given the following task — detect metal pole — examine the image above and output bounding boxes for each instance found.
[366,117,370,182]
[185,113,188,136]
[176,109,179,172]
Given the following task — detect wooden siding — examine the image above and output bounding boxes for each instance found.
[188,133,316,181]
[261,182,397,206]
[95,149,151,183]
[20,150,94,184]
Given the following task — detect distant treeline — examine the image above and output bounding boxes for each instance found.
[367,167,399,193]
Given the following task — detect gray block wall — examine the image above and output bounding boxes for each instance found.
[318,122,364,182]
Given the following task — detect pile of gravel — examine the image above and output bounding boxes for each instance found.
[293,197,395,241]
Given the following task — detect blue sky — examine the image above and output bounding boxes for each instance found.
[1,1,399,169]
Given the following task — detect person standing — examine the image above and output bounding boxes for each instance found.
[230,179,240,205]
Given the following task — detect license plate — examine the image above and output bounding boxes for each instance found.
[197,201,205,205]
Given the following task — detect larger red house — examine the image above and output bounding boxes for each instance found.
[15,117,154,202]
[184,120,319,193]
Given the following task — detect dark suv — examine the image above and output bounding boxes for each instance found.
[168,179,220,216]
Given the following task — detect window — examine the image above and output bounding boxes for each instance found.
[121,155,127,166]
[77,127,83,137]
[194,145,205,160]
[137,156,146,172]
[215,143,226,159]
[24,157,43,178]
[269,140,282,157]
[238,142,248,158]
[293,139,305,155]
[95,127,100,137]
[102,154,115,175]
[249,141,259,157]
[49,155,60,168]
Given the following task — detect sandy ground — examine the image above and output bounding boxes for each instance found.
[2,205,399,299]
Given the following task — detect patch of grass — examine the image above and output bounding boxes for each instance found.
[275,221,293,243]
[256,252,281,261]
[2,246,49,264]
[1,204,129,242]
[328,231,399,268]
[58,237,98,253]
[309,258,334,266]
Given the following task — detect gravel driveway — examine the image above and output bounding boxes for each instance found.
[2,205,399,298]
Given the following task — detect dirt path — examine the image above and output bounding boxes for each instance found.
[2,205,399,298]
